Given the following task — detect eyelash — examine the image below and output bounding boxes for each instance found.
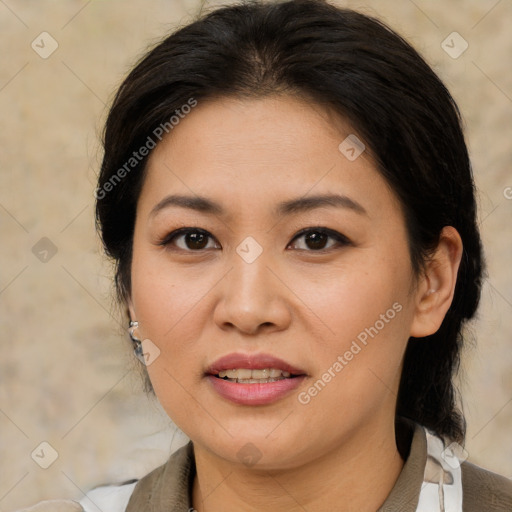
[157,227,352,253]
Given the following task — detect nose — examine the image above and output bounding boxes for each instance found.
[213,248,292,335]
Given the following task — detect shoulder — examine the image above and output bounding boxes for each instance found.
[79,480,138,512]
[461,460,512,511]
[78,442,194,512]
[125,441,196,510]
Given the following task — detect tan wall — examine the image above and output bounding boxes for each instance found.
[1,0,511,509]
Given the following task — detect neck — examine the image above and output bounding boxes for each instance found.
[191,418,405,512]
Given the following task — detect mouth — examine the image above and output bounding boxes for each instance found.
[205,357,308,405]
[206,352,307,382]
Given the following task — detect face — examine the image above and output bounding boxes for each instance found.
[128,94,421,469]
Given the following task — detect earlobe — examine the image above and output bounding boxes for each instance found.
[410,226,463,338]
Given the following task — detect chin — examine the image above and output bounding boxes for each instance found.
[193,427,316,471]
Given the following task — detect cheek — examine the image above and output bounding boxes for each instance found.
[290,249,414,401]
[130,244,211,339]
[291,250,412,344]
[129,248,206,376]
[130,251,211,431]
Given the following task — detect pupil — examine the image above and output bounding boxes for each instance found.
[306,231,327,250]
[187,232,208,249]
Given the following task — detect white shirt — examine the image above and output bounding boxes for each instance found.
[79,482,137,512]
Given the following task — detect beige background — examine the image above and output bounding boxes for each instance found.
[1,0,511,510]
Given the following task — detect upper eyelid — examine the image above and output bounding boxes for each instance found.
[159,227,215,246]
[291,226,351,243]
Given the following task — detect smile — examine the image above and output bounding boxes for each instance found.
[205,353,308,405]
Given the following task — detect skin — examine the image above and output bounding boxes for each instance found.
[127,94,462,512]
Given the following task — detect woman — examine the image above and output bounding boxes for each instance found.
[23,0,512,510]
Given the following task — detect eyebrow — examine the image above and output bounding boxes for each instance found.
[149,193,367,218]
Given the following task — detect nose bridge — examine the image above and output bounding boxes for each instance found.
[214,235,290,333]
[230,235,274,303]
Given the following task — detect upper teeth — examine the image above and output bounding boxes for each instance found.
[218,368,291,379]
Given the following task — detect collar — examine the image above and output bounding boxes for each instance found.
[126,419,463,512]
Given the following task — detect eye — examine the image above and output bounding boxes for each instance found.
[158,228,219,251]
[288,227,351,252]
[158,226,351,253]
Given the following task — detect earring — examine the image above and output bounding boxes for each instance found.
[128,320,144,359]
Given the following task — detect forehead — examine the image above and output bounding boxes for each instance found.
[149,94,355,163]
[138,94,398,220]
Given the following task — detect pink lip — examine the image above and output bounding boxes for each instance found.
[205,352,308,406]
[206,352,306,375]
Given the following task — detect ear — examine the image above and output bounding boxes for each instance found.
[410,226,463,338]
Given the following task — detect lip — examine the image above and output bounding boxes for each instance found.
[205,352,308,406]
[205,352,307,376]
